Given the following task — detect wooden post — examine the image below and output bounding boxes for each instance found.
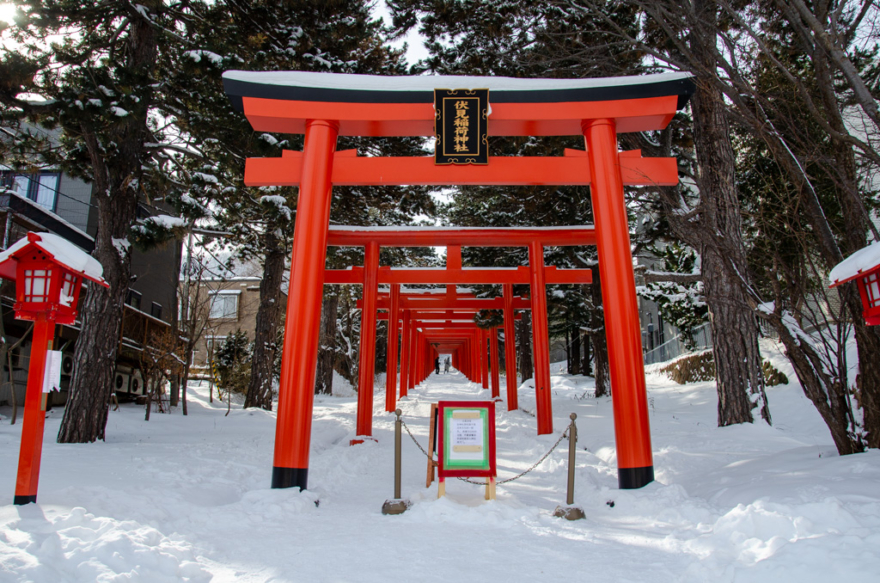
[490,327,501,400]
[13,317,54,505]
[502,284,518,411]
[355,241,380,438]
[584,118,653,489]
[273,119,338,491]
[399,310,411,399]
[528,240,553,435]
[385,284,401,412]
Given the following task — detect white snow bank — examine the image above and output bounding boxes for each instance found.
[2,343,880,582]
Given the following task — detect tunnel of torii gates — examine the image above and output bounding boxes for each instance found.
[222,69,695,491]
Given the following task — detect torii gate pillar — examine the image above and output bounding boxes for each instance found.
[490,328,501,399]
[384,284,401,412]
[400,310,411,398]
[529,240,554,434]
[584,118,654,489]
[355,241,380,438]
[502,284,519,410]
[273,119,338,491]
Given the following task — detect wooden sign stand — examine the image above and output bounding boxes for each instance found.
[435,400,497,500]
[426,403,438,487]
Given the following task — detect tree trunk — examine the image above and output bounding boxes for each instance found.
[767,313,863,454]
[570,324,581,375]
[517,311,533,382]
[581,329,592,376]
[58,188,139,442]
[565,327,572,374]
[689,0,769,426]
[589,266,610,397]
[315,287,338,395]
[811,49,880,447]
[57,6,156,443]
[245,228,285,410]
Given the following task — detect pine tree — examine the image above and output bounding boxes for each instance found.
[389,0,648,394]
[168,1,437,407]
[0,1,197,442]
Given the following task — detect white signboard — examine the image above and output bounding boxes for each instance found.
[448,410,485,462]
[42,350,63,393]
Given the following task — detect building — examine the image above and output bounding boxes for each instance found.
[0,165,182,405]
[188,276,285,368]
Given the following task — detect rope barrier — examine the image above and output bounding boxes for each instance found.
[400,417,569,486]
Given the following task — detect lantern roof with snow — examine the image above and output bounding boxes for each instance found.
[829,241,880,326]
[0,232,108,287]
[828,242,880,288]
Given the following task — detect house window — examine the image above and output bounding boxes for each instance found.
[10,175,30,197]
[209,291,239,320]
[150,302,162,320]
[865,272,880,309]
[1,171,59,211]
[34,173,59,209]
[205,336,227,356]
[126,289,142,310]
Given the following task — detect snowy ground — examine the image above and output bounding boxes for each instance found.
[2,342,880,582]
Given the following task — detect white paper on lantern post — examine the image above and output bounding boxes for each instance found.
[42,350,63,393]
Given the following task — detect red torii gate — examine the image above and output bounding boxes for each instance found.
[380,309,516,400]
[324,230,594,436]
[224,70,693,491]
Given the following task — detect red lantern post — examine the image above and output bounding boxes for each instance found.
[0,232,108,505]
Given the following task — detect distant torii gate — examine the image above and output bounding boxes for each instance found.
[324,230,595,435]
[224,70,694,491]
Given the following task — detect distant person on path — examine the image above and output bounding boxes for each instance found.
[444,357,450,374]
[435,357,440,375]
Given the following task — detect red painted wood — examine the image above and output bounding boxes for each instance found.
[585,119,653,477]
[385,285,400,412]
[241,95,680,137]
[14,317,54,503]
[399,310,411,399]
[529,241,554,435]
[324,265,592,285]
[503,284,519,411]
[356,242,380,436]
[274,120,338,473]
[490,329,501,400]
[246,153,678,188]
[327,226,596,248]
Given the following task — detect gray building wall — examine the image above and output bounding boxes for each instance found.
[85,200,181,324]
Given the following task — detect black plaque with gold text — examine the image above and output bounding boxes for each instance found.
[434,89,489,165]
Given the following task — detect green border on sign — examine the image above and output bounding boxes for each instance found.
[443,407,490,471]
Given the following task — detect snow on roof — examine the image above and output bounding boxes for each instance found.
[11,191,94,243]
[223,70,693,94]
[0,232,106,285]
[328,225,595,232]
[223,71,696,112]
[829,241,880,287]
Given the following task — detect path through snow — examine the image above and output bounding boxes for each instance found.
[2,351,880,582]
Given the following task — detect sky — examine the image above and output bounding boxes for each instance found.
[0,4,14,25]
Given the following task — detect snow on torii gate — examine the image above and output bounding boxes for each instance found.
[223,70,694,491]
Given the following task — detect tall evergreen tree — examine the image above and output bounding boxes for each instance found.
[168,0,436,408]
[0,1,198,442]
[389,0,653,395]
[543,0,772,426]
